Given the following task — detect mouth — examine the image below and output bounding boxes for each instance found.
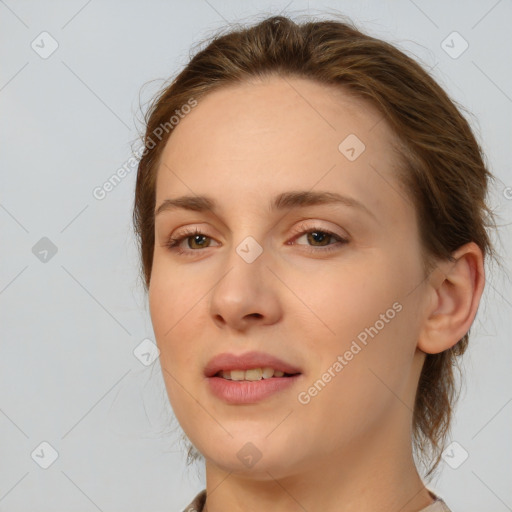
[214,368,300,380]
[204,350,302,378]
[204,351,303,404]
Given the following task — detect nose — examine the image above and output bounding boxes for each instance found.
[209,247,283,332]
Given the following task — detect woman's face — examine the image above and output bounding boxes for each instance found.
[149,76,430,477]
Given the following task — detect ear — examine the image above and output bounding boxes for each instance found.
[417,242,485,354]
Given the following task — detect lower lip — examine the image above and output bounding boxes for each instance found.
[207,375,301,404]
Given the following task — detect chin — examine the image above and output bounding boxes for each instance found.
[198,432,305,480]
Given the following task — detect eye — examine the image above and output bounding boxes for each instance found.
[163,223,349,257]
[288,222,349,254]
[164,227,218,256]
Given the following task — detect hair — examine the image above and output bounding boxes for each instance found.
[132,13,499,480]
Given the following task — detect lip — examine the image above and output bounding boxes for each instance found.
[204,351,303,405]
[207,374,302,404]
[204,350,302,377]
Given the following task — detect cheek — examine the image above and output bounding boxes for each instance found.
[292,308,417,452]
[291,254,403,349]
[150,253,193,332]
[148,269,202,424]
[148,260,203,371]
[293,251,421,400]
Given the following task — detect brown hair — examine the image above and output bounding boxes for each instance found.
[133,13,498,479]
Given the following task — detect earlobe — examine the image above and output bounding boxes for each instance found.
[417,242,485,355]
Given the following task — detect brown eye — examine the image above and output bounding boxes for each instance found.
[186,234,211,249]
[304,230,334,246]
[165,228,218,255]
[290,224,348,254]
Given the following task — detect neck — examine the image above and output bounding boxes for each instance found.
[203,402,434,512]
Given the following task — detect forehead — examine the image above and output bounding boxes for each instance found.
[155,76,410,224]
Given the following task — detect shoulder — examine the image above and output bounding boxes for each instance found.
[421,489,452,512]
[179,488,451,512]
[181,489,206,512]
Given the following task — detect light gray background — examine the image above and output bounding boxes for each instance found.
[1,1,511,511]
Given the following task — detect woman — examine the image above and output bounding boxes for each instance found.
[133,14,497,512]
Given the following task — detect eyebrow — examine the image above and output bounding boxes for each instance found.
[154,190,375,219]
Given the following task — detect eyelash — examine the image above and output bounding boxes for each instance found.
[164,223,349,257]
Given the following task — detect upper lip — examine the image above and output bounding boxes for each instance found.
[204,351,302,377]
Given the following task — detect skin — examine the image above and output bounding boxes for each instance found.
[148,76,485,512]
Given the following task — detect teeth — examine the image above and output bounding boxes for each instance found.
[262,367,274,379]
[245,368,263,380]
[230,370,245,381]
[218,367,288,380]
